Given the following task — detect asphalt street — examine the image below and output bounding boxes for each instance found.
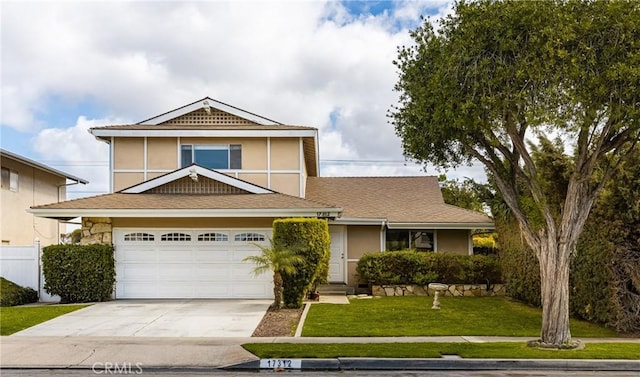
[2,369,640,377]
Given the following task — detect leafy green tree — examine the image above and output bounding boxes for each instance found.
[392,0,640,347]
[438,175,486,213]
[243,240,304,310]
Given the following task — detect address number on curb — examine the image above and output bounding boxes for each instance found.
[259,359,302,369]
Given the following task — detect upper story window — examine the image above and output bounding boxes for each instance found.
[181,144,242,170]
[1,167,18,192]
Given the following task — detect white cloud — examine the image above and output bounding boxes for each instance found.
[2,1,485,183]
[32,116,121,198]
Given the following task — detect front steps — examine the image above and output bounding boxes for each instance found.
[317,284,355,296]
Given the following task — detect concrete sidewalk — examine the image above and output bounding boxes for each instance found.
[1,336,639,370]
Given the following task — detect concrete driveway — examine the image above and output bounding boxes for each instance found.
[13,300,271,337]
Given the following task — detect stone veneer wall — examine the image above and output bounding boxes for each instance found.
[81,217,113,245]
[372,284,506,297]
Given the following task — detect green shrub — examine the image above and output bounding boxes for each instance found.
[0,277,38,306]
[356,250,501,286]
[273,218,330,308]
[495,216,542,307]
[42,244,115,303]
[356,251,437,285]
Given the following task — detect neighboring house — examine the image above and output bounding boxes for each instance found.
[29,98,493,299]
[1,149,88,247]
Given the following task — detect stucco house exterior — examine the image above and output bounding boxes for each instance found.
[29,98,493,299]
[1,149,88,247]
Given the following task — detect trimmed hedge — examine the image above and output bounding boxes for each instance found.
[0,277,38,306]
[356,250,502,286]
[42,244,115,303]
[273,218,330,308]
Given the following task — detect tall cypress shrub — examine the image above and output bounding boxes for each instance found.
[273,218,330,308]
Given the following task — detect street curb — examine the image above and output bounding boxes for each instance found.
[225,358,640,371]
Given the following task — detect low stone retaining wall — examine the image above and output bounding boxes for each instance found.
[372,283,506,297]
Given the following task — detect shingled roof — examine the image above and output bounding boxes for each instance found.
[306,176,493,227]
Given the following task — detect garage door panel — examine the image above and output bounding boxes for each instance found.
[232,248,262,261]
[157,250,193,262]
[117,248,157,262]
[191,265,232,280]
[233,282,271,297]
[192,248,232,262]
[114,228,273,299]
[118,282,158,298]
[118,264,158,280]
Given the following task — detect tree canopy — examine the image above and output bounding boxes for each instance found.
[392,0,640,346]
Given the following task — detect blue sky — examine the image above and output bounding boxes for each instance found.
[1,1,481,200]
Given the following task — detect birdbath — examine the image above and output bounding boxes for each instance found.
[428,283,449,309]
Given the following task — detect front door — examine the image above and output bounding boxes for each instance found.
[328,226,345,283]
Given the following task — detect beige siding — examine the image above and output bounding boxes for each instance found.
[112,218,275,228]
[147,138,177,170]
[437,229,471,255]
[114,138,144,169]
[113,172,145,192]
[237,173,268,188]
[1,156,64,246]
[270,173,299,197]
[270,138,299,170]
[347,226,381,259]
[241,138,267,170]
[146,172,168,180]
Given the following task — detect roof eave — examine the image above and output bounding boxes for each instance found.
[28,207,343,219]
[89,129,318,139]
[387,222,495,230]
[0,149,89,184]
[329,217,386,225]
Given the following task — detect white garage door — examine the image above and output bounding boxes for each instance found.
[113,228,273,299]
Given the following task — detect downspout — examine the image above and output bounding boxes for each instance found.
[380,220,387,252]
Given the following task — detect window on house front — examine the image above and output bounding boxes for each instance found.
[197,232,228,242]
[234,232,265,242]
[1,167,18,192]
[180,144,242,170]
[124,232,154,241]
[385,229,434,252]
[160,233,191,241]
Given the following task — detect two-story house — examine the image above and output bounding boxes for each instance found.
[30,98,493,299]
[1,149,88,247]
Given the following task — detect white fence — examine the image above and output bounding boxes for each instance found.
[0,241,59,302]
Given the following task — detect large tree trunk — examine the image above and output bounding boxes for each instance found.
[537,236,572,345]
[273,271,283,310]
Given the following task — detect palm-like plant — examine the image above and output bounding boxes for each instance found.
[243,239,304,310]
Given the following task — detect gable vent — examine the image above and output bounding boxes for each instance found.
[145,175,250,195]
[160,108,258,126]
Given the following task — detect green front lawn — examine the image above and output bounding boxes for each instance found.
[0,305,88,335]
[243,342,640,359]
[302,296,616,337]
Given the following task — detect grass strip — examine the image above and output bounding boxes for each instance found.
[243,342,640,359]
[0,305,89,335]
[302,297,617,337]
